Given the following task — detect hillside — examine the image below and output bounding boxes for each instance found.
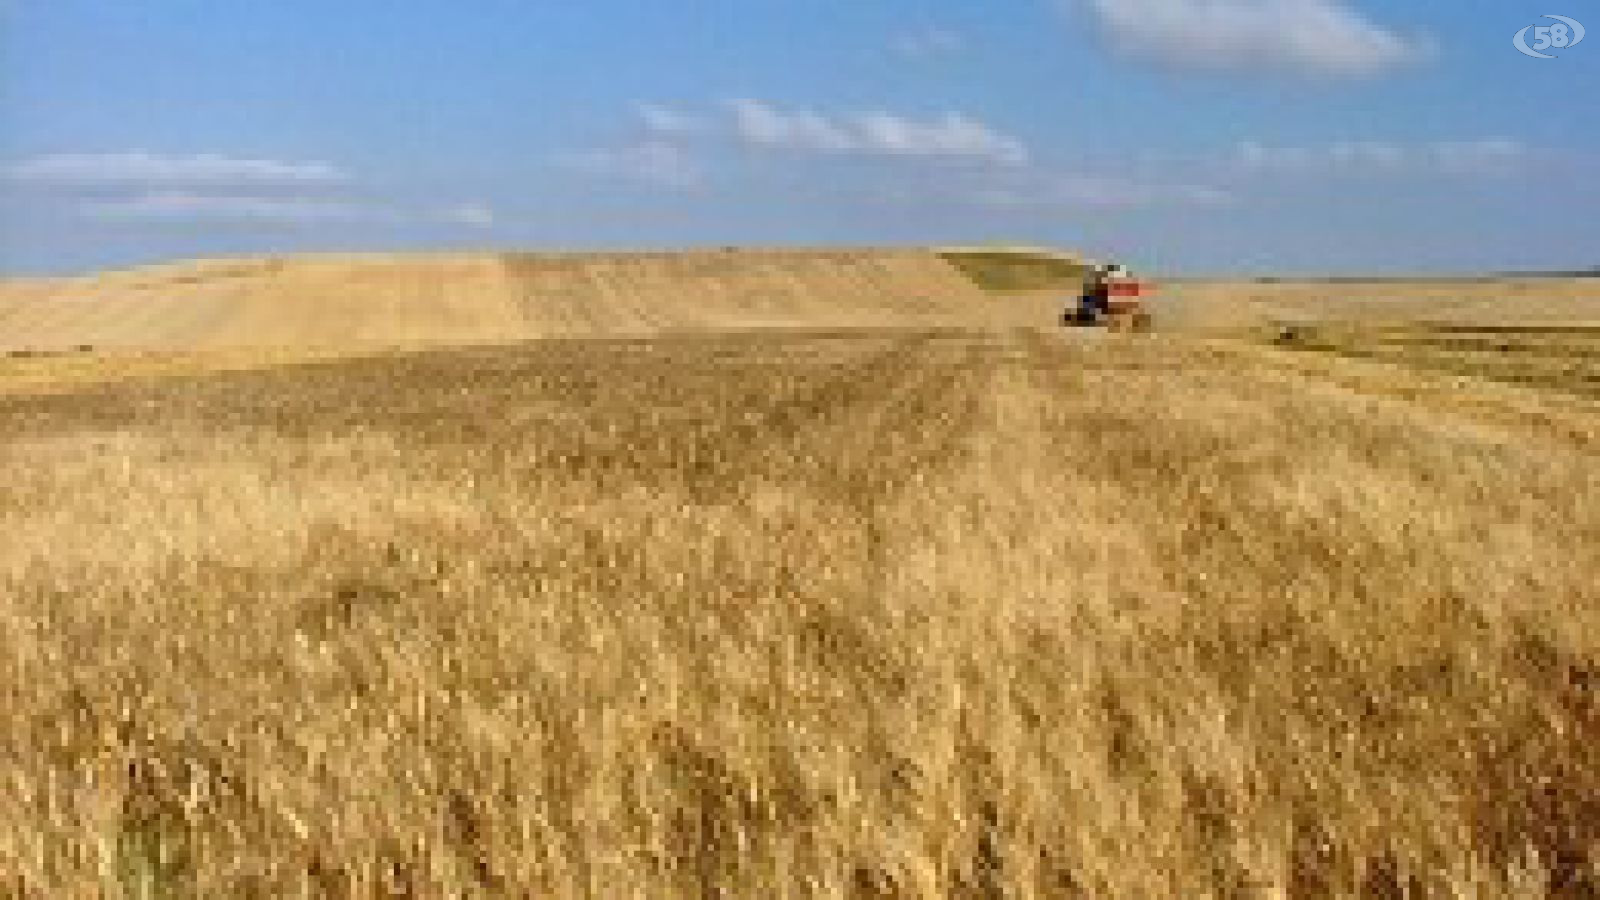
[0,249,990,351]
[7,249,1600,353]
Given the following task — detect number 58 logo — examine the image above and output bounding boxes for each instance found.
[1514,15,1585,58]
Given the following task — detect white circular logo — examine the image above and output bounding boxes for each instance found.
[1515,15,1585,58]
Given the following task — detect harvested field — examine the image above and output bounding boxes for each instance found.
[0,250,988,351]
[1156,277,1600,331]
[2,320,1596,897]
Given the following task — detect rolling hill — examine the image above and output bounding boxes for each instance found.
[0,249,995,351]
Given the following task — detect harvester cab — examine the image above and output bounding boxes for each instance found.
[1067,262,1153,332]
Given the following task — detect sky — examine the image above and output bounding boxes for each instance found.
[2,0,1595,275]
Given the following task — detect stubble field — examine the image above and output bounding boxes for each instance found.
[2,314,1596,897]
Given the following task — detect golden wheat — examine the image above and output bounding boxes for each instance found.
[1,327,1595,897]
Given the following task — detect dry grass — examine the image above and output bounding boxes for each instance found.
[1,326,1596,897]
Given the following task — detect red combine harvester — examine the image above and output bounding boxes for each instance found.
[1066,263,1154,332]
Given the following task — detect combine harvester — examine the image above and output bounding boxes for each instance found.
[935,246,1155,332]
[1065,262,1155,332]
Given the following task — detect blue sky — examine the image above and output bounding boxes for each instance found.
[2,0,1595,274]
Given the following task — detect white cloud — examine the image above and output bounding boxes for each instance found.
[1079,0,1426,77]
[729,100,859,153]
[636,104,705,137]
[728,100,1028,166]
[1235,138,1528,175]
[562,141,703,189]
[80,191,363,223]
[8,150,495,234]
[6,151,347,186]
[856,112,1029,165]
[892,27,967,59]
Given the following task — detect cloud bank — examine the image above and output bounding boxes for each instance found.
[1236,138,1528,175]
[1080,0,1427,77]
[565,100,1236,210]
[6,152,347,186]
[566,101,1032,193]
[728,100,1029,166]
[6,151,495,229]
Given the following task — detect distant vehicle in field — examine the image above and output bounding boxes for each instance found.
[1066,263,1153,332]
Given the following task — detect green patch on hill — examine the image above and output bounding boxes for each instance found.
[938,248,1090,293]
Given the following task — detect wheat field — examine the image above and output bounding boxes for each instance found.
[2,319,1595,897]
